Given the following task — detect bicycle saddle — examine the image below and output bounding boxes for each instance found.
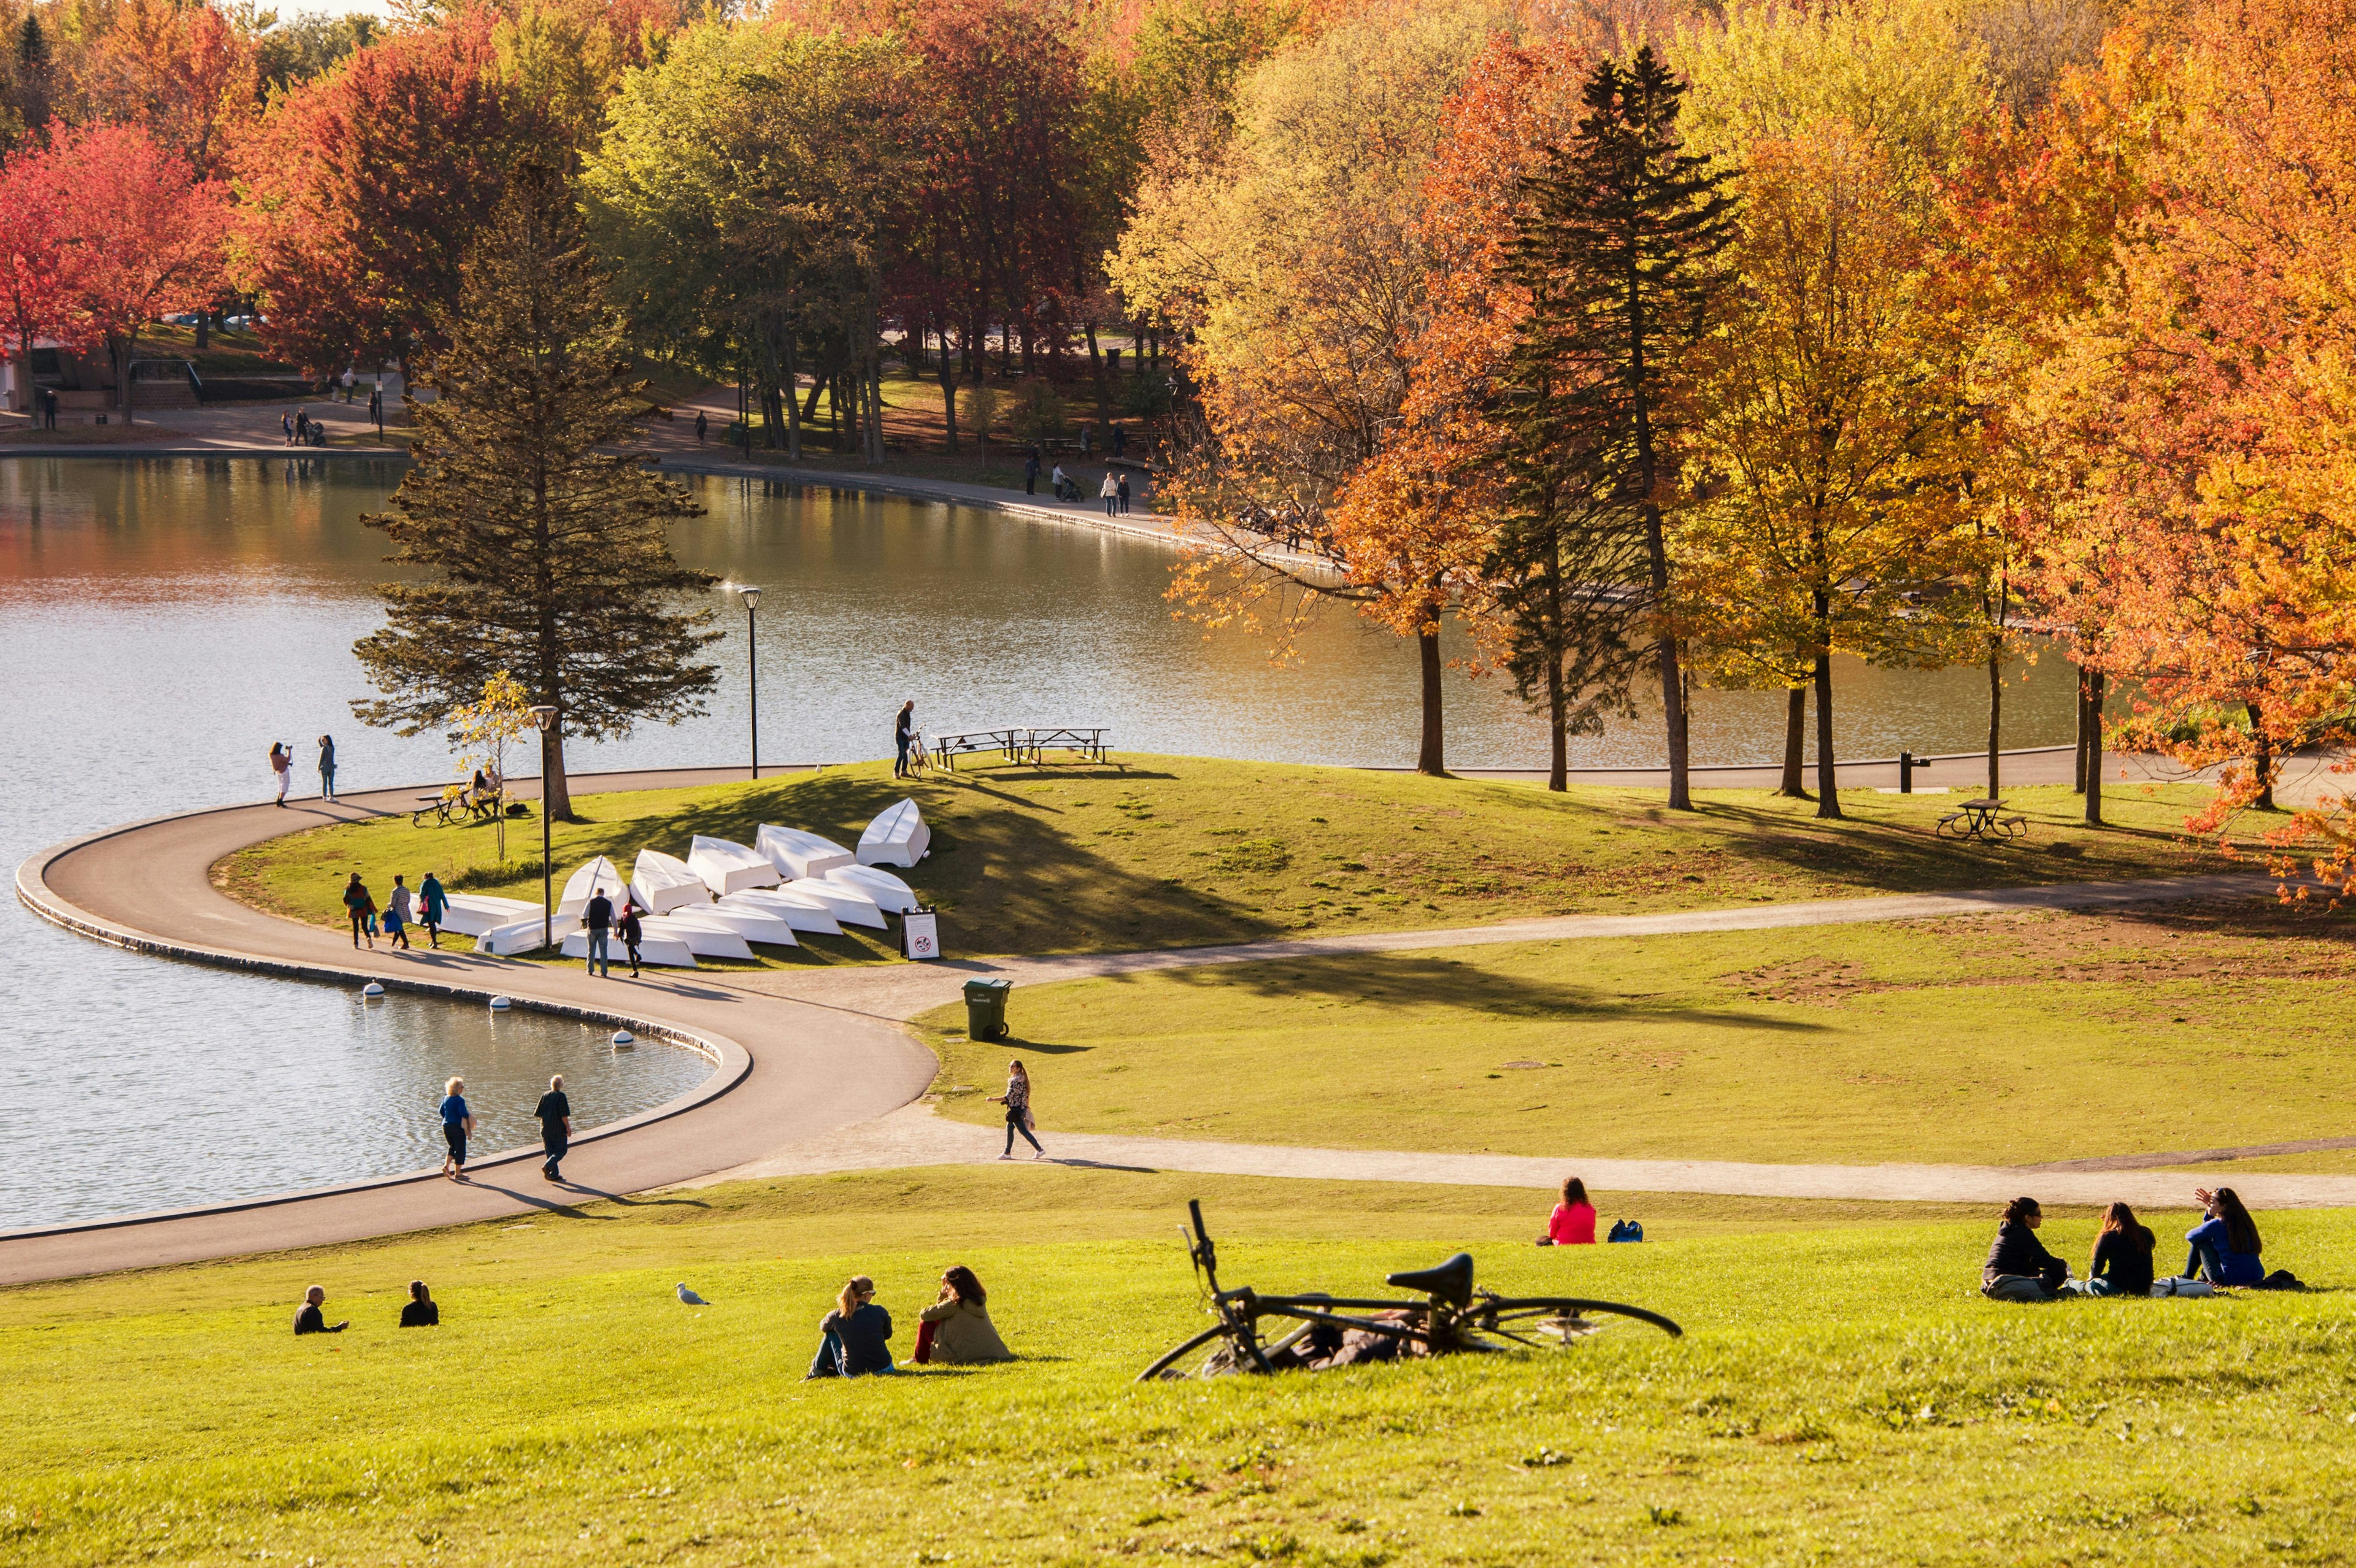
[1385,1253,1474,1307]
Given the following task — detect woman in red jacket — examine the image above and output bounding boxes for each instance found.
[1543,1176,1596,1245]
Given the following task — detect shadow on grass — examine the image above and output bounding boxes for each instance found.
[1124,952,1828,1032]
[548,767,1287,957]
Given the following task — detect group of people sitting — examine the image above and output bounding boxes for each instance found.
[293,1280,439,1332]
[806,1266,1015,1378]
[1983,1188,2301,1300]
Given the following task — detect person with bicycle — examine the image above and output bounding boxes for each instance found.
[894,700,917,778]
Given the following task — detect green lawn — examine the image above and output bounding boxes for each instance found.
[218,756,2231,965]
[3,1167,2349,1567]
[923,899,2356,1168]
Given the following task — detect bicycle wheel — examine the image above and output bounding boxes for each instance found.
[1138,1323,1236,1382]
[1474,1296,1683,1345]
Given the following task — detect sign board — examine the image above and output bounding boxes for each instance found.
[902,910,941,961]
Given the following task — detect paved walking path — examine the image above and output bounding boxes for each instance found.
[3,767,2334,1285]
[709,1102,2356,1212]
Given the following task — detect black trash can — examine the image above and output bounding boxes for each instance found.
[963,977,1011,1041]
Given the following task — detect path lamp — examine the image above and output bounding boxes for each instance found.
[739,585,763,779]
[529,704,559,950]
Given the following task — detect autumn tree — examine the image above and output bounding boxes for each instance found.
[234,9,557,376]
[0,136,74,410]
[35,122,228,421]
[1115,0,1498,774]
[1500,45,1733,809]
[2024,0,2356,864]
[354,164,719,821]
[1674,123,1985,819]
[68,0,259,177]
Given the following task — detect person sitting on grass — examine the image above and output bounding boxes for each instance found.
[915,1266,1014,1365]
[2182,1186,2265,1286]
[1982,1196,2069,1300]
[806,1275,897,1380]
[1539,1176,1596,1246]
[2073,1202,2157,1296]
[399,1280,439,1327]
[294,1286,347,1335]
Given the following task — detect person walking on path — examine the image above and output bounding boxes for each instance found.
[1100,471,1119,516]
[894,701,917,778]
[618,899,644,977]
[293,1286,347,1335]
[281,410,294,445]
[1025,448,1041,496]
[317,734,337,800]
[399,1281,439,1327]
[341,367,356,402]
[1117,472,1132,515]
[535,1074,572,1182]
[695,410,707,443]
[1112,422,1126,458]
[418,871,448,948]
[439,1077,474,1179]
[383,874,414,950]
[1050,461,1071,501]
[992,1059,1044,1160]
[342,872,375,949]
[582,886,614,975]
[269,742,292,805]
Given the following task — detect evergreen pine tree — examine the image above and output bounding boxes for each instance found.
[353,163,719,821]
[1499,47,1734,810]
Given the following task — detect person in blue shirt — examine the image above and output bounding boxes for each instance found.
[439,1076,475,1180]
[2182,1186,2265,1286]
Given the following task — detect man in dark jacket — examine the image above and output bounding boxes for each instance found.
[536,1074,572,1182]
[582,887,614,977]
[294,1286,348,1334]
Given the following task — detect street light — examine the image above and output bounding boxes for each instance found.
[739,585,763,780]
[529,704,559,950]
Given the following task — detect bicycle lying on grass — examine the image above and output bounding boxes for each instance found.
[1139,1201,1684,1381]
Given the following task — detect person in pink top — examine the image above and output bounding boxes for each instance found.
[1543,1176,1596,1245]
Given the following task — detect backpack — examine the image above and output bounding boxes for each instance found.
[2256,1269,2306,1291]
[1607,1219,1644,1243]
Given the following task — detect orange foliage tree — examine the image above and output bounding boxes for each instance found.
[2024,0,2356,870]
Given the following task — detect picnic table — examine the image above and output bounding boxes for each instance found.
[1936,797,2027,841]
[931,727,1115,771]
[409,785,502,828]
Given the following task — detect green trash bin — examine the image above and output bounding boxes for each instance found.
[963,978,1012,1042]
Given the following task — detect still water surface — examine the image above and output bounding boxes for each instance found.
[0,458,2076,1226]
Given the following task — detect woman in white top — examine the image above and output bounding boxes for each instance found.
[1100,471,1119,516]
[269,743,291,805]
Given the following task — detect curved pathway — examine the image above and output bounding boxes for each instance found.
[4,770,2338,1286]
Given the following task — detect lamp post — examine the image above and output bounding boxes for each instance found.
[739,585,763,779]
[529,704,558,950]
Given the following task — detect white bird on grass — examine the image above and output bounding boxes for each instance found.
[676,1283,710,1305]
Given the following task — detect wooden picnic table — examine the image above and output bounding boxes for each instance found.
[930,727,1115,771]
[1937,797,2027,840]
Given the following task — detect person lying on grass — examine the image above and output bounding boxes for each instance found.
[2184,1187,2266,1287]
[2068,1203,2156,1296]
[914,1266,1013,1366]
[1982,1196,2069,1301]
[806,1275,897,1380]
[293,1286,347,1335]
[1538,1176,1596,1246]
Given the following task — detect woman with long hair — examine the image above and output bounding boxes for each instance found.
[916,1264,1014,1365]
[2081,1202,2156,1296]
[1543,1176,1596,1245]
[993,1060,1043,1160]
[1982,1196,2068,1299]
[807,1274,898,1378]
[2184,1186,2265,1286]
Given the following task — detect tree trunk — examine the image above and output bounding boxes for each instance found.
[1779,686,1808,797]
[114,332,138,423]
[759,326,785,450]
[1416,620,1445,777]
[1812,643,1841,819]
[2083,670,2105,826]
[1084,318,1114,431]
[1985,645,2003,797]
[2073,664,2087,793]
[864,298,884,466]
[1641,503,1690,810]
[801,373,824,425]
[937,318,961,456]
[2247,700,2276,810]
[541,723,573,824]
[783,334,802,461]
